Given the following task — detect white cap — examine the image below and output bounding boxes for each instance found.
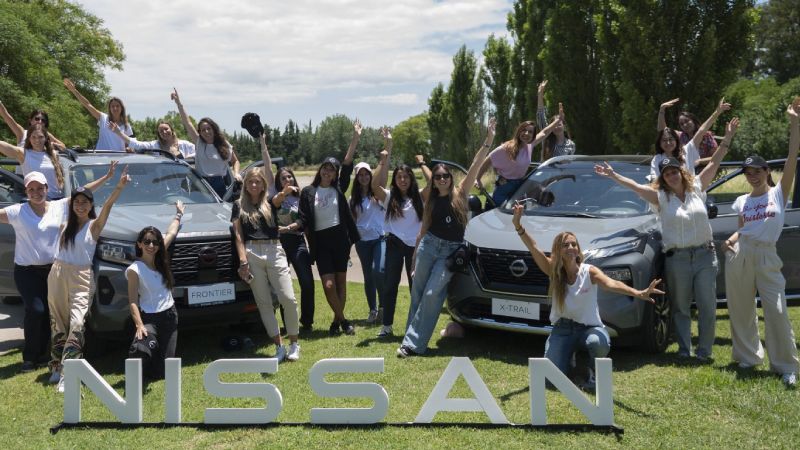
[354,162,372,175]
[23,171,47,187]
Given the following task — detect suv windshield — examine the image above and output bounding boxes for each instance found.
[504,160,652,217]
[69,162,218,206]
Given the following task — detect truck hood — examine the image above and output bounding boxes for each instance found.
[99,203,234,241]
[465,209,658,252]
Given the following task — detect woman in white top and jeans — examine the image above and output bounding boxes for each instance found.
[63,78,133,152]
[351,159,386,323]
[596,118,740,360]
[722,100,800,387]
[511,203,661,387]
[48,166,130,392]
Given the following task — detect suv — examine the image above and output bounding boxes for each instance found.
[0,150,257,339]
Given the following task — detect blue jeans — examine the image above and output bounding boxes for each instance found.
[664,244,718,358]
[491,178,524,207]
[545,318,610,376]
[355,237,385,312]
[205,175,227,199]
[401,233,462,354]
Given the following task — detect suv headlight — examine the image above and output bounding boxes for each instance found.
[97,238,136,265]
[583,238,644,261]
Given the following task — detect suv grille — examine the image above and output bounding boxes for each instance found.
[170,238,235,286]
[474,247,550,291]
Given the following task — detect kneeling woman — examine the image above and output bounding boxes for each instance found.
[234,168,300,362]
[127,201,184,379]
[510,204,661,385]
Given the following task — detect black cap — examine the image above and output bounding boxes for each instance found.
[240,112,264,139]
[71,186,93,202]
[321,156,340,169]
[742,155,768,169]
[659,156,682,171]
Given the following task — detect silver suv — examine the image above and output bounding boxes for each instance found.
[0,151,257,340]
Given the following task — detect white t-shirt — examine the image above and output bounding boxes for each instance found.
[314,186,340,231]
[21,149,63,198]
[354,196,385,241]
[55,220,97,266]
[382,188,422,247]
[650,141,701,179]
[655,177,713,250]
[733,184,786,244]
[126,260,175,314]
[127,138,196,158]
[97,113,132,152]
[195,140,231,177]
[4,198,69,265]
[549,263,603,327]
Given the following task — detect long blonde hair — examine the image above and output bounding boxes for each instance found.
[237,168,273,227]
[549,231,583,313]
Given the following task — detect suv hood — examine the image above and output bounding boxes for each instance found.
[465,209,658,252]
[99,203,234,241]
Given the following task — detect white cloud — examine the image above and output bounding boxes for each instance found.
[77,0,511,131]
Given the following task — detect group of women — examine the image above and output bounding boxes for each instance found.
[2,81,798,390]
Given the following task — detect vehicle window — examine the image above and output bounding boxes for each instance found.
[505,161,652,217]
[708,165,795,208]
[69,162,218,206]
[0,171,25,204]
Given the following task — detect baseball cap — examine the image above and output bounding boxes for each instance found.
[23,171,47,187]
[354,161,372,175]
[659,157,682,171]
[742,155,768,169]
[71,186,93,202]
[321,156,340,169]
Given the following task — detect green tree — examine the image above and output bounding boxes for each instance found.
[755,0,800,83]
[427,83,449,158]
[507,0,552,125]
[444,46,481,164]
[393,113,432,164]
[482,35,515,142]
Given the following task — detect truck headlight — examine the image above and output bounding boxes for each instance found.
[97,239,136,265]
[584,238,644,261]
[602,267,633,282]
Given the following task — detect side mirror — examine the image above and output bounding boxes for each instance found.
[468,195,482,217]
[706,201,717,219]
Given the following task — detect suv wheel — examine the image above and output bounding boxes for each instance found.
[639,287,671,353]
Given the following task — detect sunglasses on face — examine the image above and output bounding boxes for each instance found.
[140,239,159,247]
[433,173,452,181]
[33,116,45,122]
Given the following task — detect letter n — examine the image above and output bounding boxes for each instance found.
[63,359,142,424]
[529,358,614,425]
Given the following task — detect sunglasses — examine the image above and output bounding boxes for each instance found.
[32,116,45,122]
[140,239,160,247]
[433,173,452,181]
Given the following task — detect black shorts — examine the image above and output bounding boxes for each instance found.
[314,225,351,275]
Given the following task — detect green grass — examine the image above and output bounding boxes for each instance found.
[1,280,799,448]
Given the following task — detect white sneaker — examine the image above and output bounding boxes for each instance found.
[56,375,65,393]
[737,361,757,369]
[366,309,379,324]
[377,325,393,337]
[49,369,61,384]
[781,372,797,388]
[274,345,287,363]
[287,342,300,361]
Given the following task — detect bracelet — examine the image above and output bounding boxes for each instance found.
[516,227,525,235]
[239,261,249,267]
[175,213,183,220]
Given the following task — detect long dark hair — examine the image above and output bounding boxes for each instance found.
[654,127,684,163]
[386,164,423,221]
[544,115,571,156]
[312,160,339,188]
[135,226,174,290]
[422,164,466,227]
[275,167,300,196]
[28,110,50,128]
[349,167,375,218]
[108,97,129,126]
[197,117,231,160]
[23,124,64,189]
[60,192,96,249]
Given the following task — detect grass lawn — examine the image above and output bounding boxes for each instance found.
[1,280,799,449]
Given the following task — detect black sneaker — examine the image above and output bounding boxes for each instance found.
[21,361,36,372]
[300,324,313,334]
[329,322,341,336]
[341,320,355,335]
[396,346,416,358]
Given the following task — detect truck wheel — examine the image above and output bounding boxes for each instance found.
[639,290,671,353]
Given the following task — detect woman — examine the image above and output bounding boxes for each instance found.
[396,119,496,357]
[126,202,184,380]
[48,166,129,392]
[0,165,118,373]
[595,117,740,360]
[536,80,576,160]
[234,168,300,362]
[171,88,240,198]
[0,101,66,149]
[63,78,133,152]
[111,120,196,159]
[372,130,431,338]
[658,98,719,166]
[0,123,65,199]
[722,100,800,388]
[650,98,730,179]
[506,203,662,386]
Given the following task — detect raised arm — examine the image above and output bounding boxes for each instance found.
[258,132,275,188]
[658,98,680,132]
[532,117,560,148]
[63,78,102,120]
[536,80,548,131]
[0,140,24,163]
[171,88,199,143]
[699,117,738,190]
[0,100,24,143]
[229,147,241,182]
[690,97,731,150]
[512,203,553,275]
[163,201,184,248]
[371,128,392,202]
[590,266,661,303]
[781,99,800,204]
[594,162,659,205]
[342,118,362,165]
[90,165,130,239]
[83,160,119,192]
[459,117,496,196]
[417,154,433,203]
[272,183,299,208]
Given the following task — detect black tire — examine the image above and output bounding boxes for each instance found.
[639,289,671,353]
[1,296,22,305]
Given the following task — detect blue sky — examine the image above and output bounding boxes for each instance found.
[78,0,512,134]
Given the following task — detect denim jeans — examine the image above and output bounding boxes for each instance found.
[544,318,610,376]
[280,233,315,328]
[401,233,462,354]
[205,175,227,199]
[355,237,385,312]
[382,234,415,327]
[491,178,524,208]
[14,264,52,363]
[665,244,718,358]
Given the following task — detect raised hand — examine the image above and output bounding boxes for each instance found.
[116,165,131,188]
[538,80,548,96]
[637,278,664,303]
[63,78,77,92]
[717,97,732,114]
[171,88,181,105]
[558,103,565,122]
[787,98,800,119]
[381,126,392,141]
[105,160,119,180]
[660,98,680,110]
[511,203,524,229]
[594,162,616,178]
[175,200,185,215]
[724,117,740,140]
[353,118,363,136]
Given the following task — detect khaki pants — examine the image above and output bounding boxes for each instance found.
[725,239,799,373]
[47,260,94,370]
[246,241,299,338]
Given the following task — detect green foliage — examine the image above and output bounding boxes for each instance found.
[755,0,800,83]
[393,113,432,164]
[481,35,515,143]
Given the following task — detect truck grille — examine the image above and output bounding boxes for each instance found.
[170,238,236,285]
[474,247,550,291]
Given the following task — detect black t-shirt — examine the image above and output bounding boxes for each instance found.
[429,195,465,242]
[231,199,279,241]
